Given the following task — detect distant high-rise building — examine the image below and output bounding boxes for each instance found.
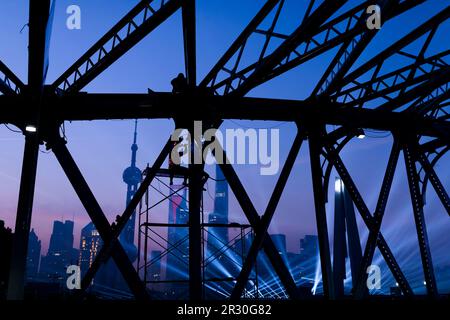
[26,228,41,279]
[40,220,78,282]
[78,222,102,277]
[121,119,141,262]
[0,220,13,298]
[270,234,287,258]
[206,165,230,279]
[233,233,253,259]
[287,252,302,281]
[207,165,229,245]
[270,233,289,273]
[166,188,189,282]
[149,250,162,282]
[300,235,318,260]
[299,235,319,279]
[97,121,141,291]
[333,178,362,296]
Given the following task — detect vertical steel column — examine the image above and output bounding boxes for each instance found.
[403,139,438,296]
[308,125,335,299]
[137,197,142,280]
[188,123,203,300]
[7,0,52,300]
[182,7,198,296]
[182,0,196,86]
[7,134,40,300]
[144,185,150,284]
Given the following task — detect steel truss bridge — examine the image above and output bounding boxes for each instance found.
[1,0,449,300]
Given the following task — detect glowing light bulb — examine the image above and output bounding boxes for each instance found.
[25,125,37,133]
[335,179,343,193]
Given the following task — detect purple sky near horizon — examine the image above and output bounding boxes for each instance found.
[0,0,449,291]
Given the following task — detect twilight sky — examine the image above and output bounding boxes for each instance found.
[0,0,449,293]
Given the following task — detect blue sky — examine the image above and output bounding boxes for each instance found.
[0,0,449,293]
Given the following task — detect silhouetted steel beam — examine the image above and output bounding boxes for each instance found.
[323,135,354,204]
[188,136,203,300]
[421,145,450,207]
[377,68,450,111]
[50,137,149,300]
[312,0,400,96]
[420,138,449,154]
[232,0,347,96]
[1,94,450,138]
[0,60,24,95]
[231,129,303,300]
[268,0,425,89]
[28,0,54,97]
[7,0,53,300]
[212,0,423,95]
[6,134,39,300]
[308,124,335,299]
[416,147,450,216]
[413,89,450,116]
[217,156,298,299]
[353,139,405,298]
[182,0,196,86]
[46,94,450,138]
[331,14,447,108]
[397,21,439,98]
[333,52,449,108]
[323,142,413,296]
[403,139,438,296]
[325,66,449,145]
[51,0,183,93]
[313,31,376,97]
[200,0,283,89]
[341,7,450,87]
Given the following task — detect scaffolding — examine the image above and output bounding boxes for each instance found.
[136,167,258,299]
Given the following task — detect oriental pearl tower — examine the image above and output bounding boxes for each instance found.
[120,120,141,263]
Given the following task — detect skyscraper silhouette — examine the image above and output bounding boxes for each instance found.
[333,178,362,297]
[208,165,229,244]
[0,221,12,298]
[40,220,78,283]
[206,165,232,281]
[121,120,141,262]
[149,250,162,282]
[270,234,287,260]
[26,229,41,279]
[78,222,102,278]
[96,121,141,291]
[166,188,189,282]
[299,235,319,280]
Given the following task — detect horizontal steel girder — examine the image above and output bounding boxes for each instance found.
[0,94,449,139]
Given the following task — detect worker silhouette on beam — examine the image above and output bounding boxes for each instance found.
[171,73,188,94]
